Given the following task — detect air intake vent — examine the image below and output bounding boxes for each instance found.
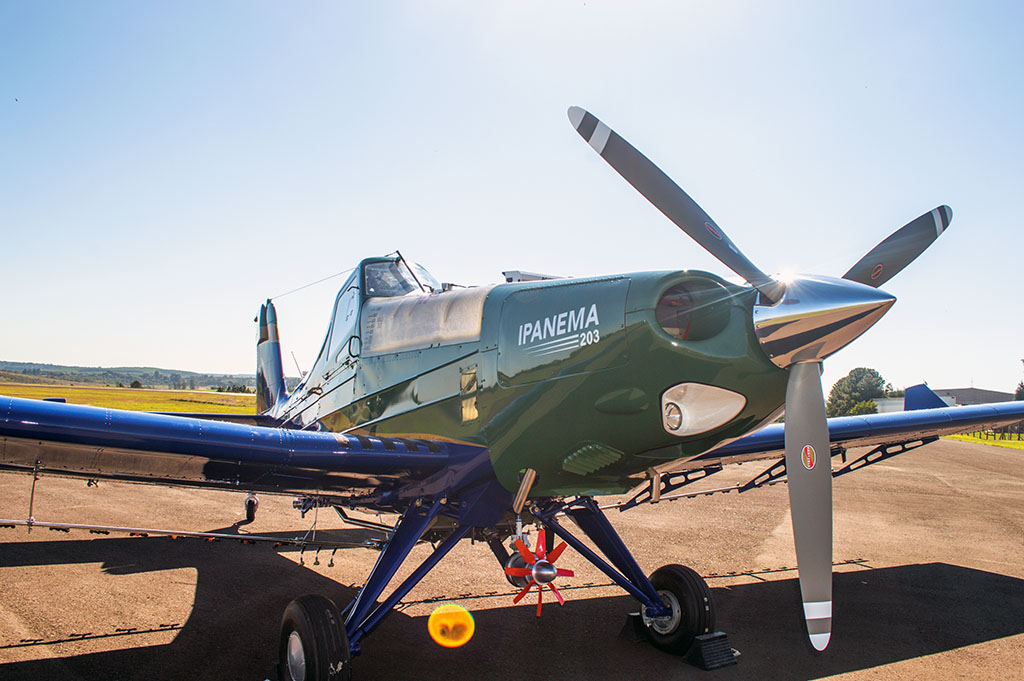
[562,442,622,475]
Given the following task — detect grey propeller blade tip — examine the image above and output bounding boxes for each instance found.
[567,106,585,129]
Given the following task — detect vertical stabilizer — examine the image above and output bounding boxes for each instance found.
[903,384,949,411]
[257,299,288,414]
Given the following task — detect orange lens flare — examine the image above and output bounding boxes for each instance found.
[427,603,475,648]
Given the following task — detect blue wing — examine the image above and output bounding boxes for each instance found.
[608,385,1024,512]
[0,395,486,500]
[699,385,1024,464]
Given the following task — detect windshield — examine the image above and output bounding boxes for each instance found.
[364,260,439,297]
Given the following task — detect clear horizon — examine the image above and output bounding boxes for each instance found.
[3,2,1022,394]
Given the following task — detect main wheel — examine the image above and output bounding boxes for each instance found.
[641,564,715,654]
[278,595,352,681]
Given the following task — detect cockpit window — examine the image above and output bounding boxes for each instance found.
[410,263,441,293]
[364,261,422,298]
[329,285,359,362]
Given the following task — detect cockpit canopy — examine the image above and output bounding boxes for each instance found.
[314,257,490,374]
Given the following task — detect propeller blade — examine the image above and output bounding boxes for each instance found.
[555,568,574,578]
[547,541,567,563]
[784,361,833,651]
[514,538,536,565]
[568,106,784,303]
[842,206,952,288]
[536,586,544,617]
[548,584,565,606]
[504,567,533,577]
[513,583,534,605]
[535,529,547,560]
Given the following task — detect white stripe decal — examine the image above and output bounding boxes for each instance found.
[589,122,612,155]
[527,335,582,350]
[931,208,944,238]
[526,334,581,351]
[803,600,832,620]
[531,342,582,357]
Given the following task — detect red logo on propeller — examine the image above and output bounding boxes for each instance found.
[870,264,884,280]
[705,222,723,240]
[801,445,816,470]
[503,529,574,617]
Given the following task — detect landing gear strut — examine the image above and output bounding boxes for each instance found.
[532,497,720,656]
[276,488,721,677]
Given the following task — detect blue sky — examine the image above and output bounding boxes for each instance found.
[2,1,1022,393]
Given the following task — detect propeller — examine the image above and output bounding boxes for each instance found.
[568,106,950,650]
[567,106,784,304]
[842,205,952,288]
[504,529,574,616]
[783,362,832,650]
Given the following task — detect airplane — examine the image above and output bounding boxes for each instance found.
[3,106,1024,681]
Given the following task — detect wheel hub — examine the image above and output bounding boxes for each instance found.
[643,589,681,635]
[286,630,307,681]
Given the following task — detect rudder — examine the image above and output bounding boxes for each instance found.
[257,299,288,414]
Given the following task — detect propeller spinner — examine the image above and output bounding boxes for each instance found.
[568,106,950,650]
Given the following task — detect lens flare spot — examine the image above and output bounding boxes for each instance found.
[428,603,475,648]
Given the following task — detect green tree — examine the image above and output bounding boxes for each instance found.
[826,367,886,417]
[849,399,878,415]
[1015,382,1024,401]
[884,382,904,398]
[130,380,143,389]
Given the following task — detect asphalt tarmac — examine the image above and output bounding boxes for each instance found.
[1,438,1022,680]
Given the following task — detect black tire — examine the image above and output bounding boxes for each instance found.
[244,497,258,523]
[278,595,352,681]
[642,564,715,654]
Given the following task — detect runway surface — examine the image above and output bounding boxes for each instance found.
[1,438,1022,680]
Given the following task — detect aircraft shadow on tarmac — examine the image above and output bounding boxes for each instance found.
[1,529,1022,680]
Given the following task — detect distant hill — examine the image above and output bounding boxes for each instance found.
[0,361,300,391]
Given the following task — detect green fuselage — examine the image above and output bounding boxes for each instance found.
[275,264,788,497]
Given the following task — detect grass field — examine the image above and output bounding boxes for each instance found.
[0,383,256,413]
[943,433,1024,451]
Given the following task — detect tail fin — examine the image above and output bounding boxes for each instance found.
[904,384,948,411]
[257,299,288,414]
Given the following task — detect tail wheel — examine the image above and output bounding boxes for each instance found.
[642,564,715,654]
[278,595,351,681]
[244,494,259,523]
